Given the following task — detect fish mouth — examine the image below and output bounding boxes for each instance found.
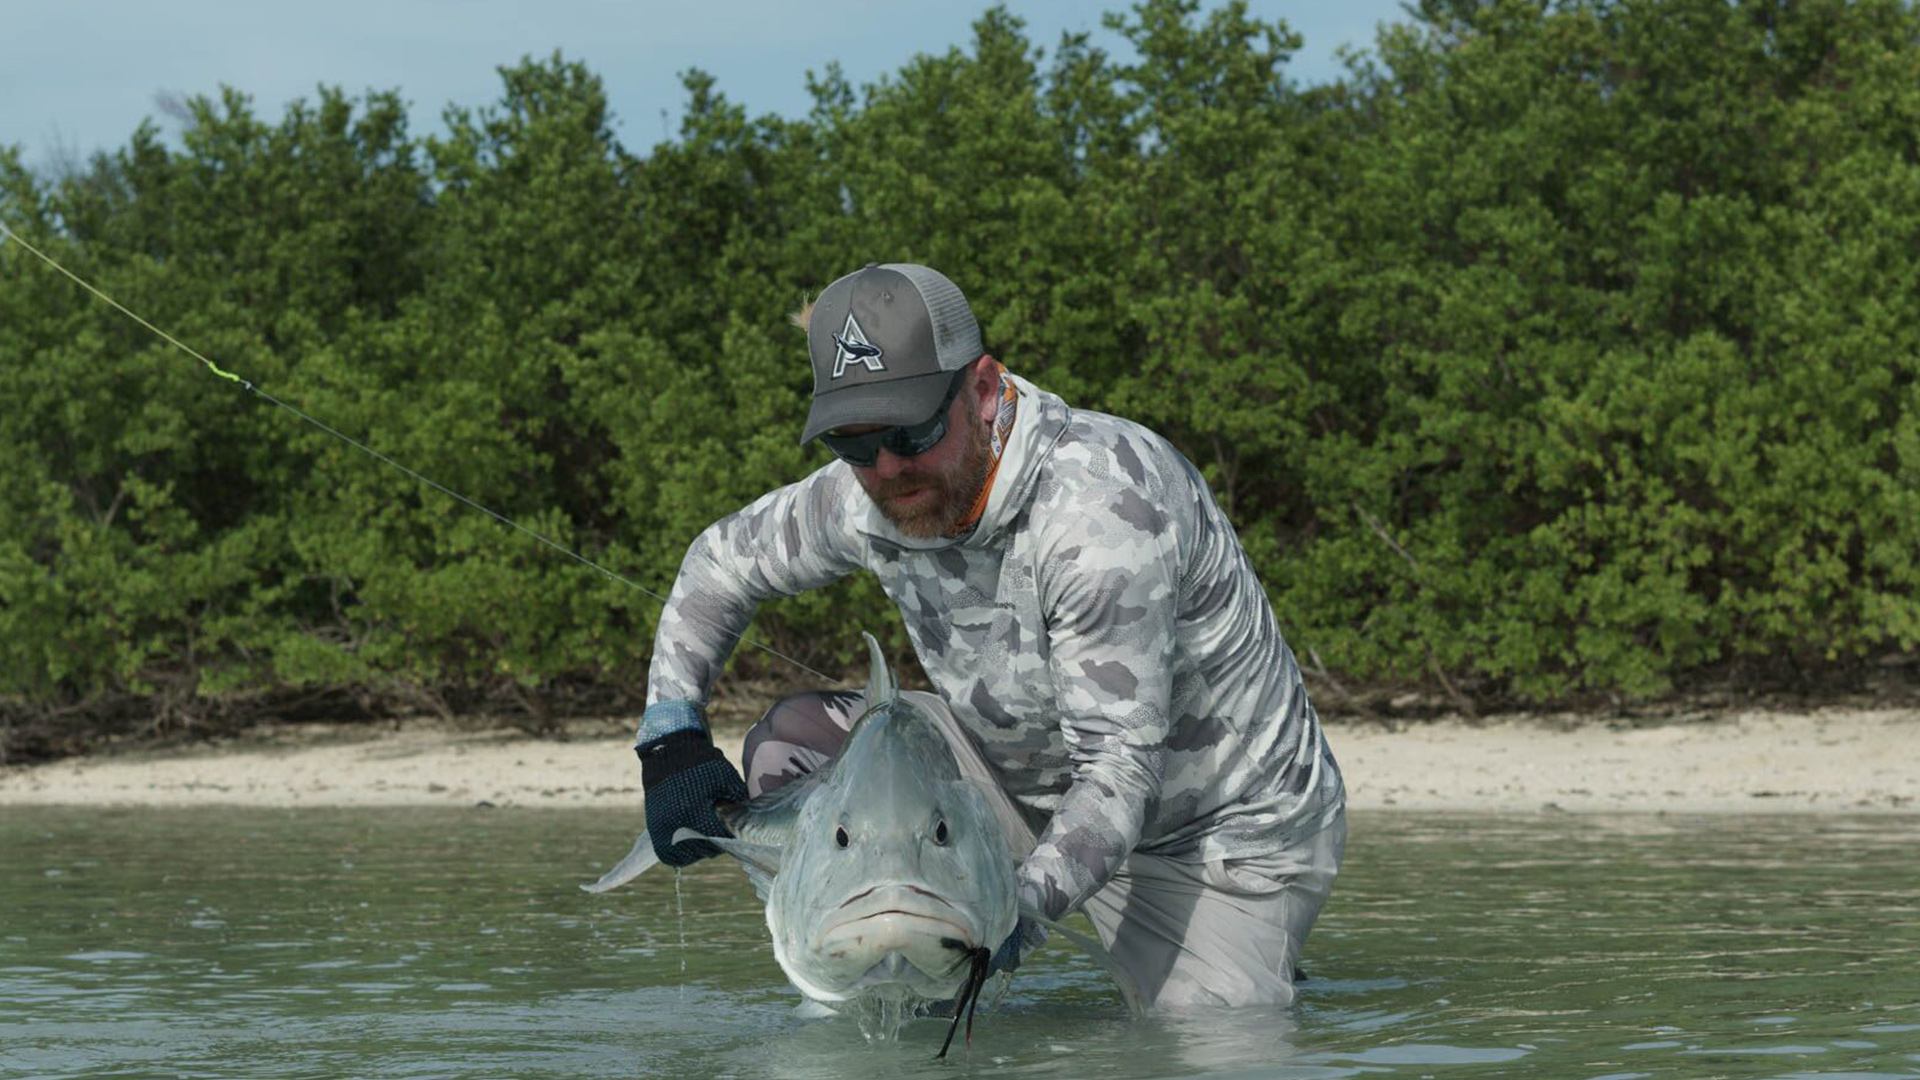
[821,884,977,946]
[835,882,961,914]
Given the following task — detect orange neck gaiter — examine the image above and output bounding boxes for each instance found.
[949,358,1017,537]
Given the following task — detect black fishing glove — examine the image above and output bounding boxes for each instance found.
[985,916,1047,977]
[637,728,749,867]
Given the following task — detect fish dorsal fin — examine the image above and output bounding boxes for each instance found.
[862,631,897,712]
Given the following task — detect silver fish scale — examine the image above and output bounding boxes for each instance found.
[648,375,1345,922]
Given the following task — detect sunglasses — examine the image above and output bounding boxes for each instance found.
[820,368,970,468]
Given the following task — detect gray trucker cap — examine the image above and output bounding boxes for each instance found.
[800,262,984,444]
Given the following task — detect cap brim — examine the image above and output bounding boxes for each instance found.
[800,368,957,445]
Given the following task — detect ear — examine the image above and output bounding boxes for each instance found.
[967,355,1001,424]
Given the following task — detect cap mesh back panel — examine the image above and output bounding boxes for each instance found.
[886,263,981,370]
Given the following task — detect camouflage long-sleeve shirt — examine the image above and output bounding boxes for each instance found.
[645,375,1345,921]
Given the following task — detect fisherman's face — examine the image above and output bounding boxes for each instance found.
[843,360,997,539]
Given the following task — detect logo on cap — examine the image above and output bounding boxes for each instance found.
[830,313,885,378]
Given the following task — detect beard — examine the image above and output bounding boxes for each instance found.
[861,414,994,539]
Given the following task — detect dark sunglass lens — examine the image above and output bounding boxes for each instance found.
[824,375,962,465]
[822,433,880,467]
[885,413,948,457]
[821,364,971,467]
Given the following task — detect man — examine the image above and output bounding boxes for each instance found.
[633,262,1346,1009]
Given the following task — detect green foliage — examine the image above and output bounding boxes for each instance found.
[3,1,1917,749]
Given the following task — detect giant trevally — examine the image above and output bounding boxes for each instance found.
[586,633,1062,1053]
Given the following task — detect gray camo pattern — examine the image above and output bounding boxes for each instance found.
[646,375,1346,922]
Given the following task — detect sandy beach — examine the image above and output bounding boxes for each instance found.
[2,706,1915,814]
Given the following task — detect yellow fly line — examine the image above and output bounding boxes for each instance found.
[0,218,840,687]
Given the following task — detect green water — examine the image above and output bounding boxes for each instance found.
[2,808,1916,1079]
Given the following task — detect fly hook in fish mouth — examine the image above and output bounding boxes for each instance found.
[935,937,993,1059]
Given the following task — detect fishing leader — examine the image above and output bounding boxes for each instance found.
[632,262,1347,1009]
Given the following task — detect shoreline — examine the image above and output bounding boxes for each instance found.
[1,707,1915,815]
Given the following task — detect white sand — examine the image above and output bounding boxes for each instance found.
[2,707,1915,814]
[1333,707,1917,814]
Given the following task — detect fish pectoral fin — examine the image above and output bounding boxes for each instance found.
[669,829,784,876]
[793,998,840,1020]
[580,832,659,893]
[670,829,782,900]
[717,775,820,846]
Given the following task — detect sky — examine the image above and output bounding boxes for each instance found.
[2,1,1409,171]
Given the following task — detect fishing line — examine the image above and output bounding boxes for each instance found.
[0,220,841,687]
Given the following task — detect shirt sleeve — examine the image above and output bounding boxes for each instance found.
[1018,467,1183,921]
[644,464,866,711]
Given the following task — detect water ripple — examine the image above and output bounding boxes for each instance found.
[0,808,1915,1079]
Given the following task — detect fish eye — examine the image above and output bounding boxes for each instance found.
[835,825,849,849]
[933,820,949,846]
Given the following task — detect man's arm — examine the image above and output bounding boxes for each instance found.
[1019,476,1182,922]
[633,464,867,866]
[641,464,866,731]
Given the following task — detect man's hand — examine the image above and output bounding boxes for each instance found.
[986,915,1047,977]
[637,728,749,867]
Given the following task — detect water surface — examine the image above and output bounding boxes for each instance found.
[2,808,1916,1078]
